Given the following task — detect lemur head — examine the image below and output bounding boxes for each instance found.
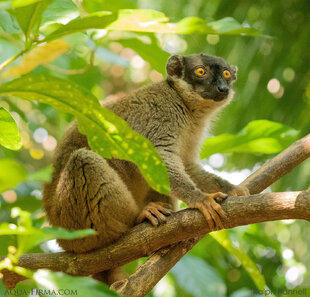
[166,54,237,102]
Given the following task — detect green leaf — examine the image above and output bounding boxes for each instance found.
[0,10,21,33]
[171,254,226,297]
[44,11,117,42]
[9,0,54,45]
[201,120,299,159]
[12,0,45,8]
[0,74,171,194]
[41,226,96,240]
[27,165,52,182]
[0,107,22,150]
[118,36,170,75]
[0,159,27,193]
[41,0,78,25]
[34,270,120,296]
[0,207,95,254]
[209,17,266,37]
[104,10,265,36]
[82,0,135,13]
[175,17,216,34]
[211,230,266,290]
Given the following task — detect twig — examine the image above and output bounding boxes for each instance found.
[0,50,26,71]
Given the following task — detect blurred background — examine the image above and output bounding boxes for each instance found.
[0,0,309,296]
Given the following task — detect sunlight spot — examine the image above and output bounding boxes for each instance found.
[128,149,134,154]
[33,128,48,143]
[267,78,280,94]
[2,190,17,203]
[283,67,295,82]
[207,34,220,45]
[131,55,145,69]
[209,153,224,168]
[9,224,17,230]
[30,148,44,160]
[282,249,294,260]
[285,266,302,285]
[277,229,290,243]
[34,270,58,290]
[31,189,42,200]
[42,136,57,151]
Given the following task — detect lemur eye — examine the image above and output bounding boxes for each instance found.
[195,67,206,76]
[223,70,231,79]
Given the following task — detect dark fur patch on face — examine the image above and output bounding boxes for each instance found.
[168,53,237,101]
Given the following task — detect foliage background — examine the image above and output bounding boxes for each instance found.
[0,0,309,296]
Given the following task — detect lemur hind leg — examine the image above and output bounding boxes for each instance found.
[43,148,140,253]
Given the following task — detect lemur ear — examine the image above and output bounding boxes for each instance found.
[231,65,238,80]
[166,55,184,78]
[231,65,238,74]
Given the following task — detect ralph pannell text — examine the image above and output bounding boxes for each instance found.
[253,288,307,296]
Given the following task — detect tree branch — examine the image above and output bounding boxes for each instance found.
[241,134,310,193]
[1,190,310,290]
[115,133,310,296]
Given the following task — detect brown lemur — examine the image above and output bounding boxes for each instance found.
[43,53,249,257]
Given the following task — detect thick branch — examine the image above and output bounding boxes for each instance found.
[110,238,200,297]
[1,190,309,289]
[241,134,310,193]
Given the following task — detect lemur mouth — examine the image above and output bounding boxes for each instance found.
[202,92,227,101]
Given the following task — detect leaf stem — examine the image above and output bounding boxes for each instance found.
[0,49,26,72]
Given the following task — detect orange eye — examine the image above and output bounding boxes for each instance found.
[223,70,231,79]
[195,67,206,76]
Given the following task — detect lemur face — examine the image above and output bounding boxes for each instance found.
[166,54,237,101]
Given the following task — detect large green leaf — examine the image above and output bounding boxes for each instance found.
[211,230,266,290]
[0,107,22,150]
[0,207,95,254]
[104,9,264,36]
[43,11,117,42]
[209,17,268,36]
[82,0,135,13]
[118,36,170,75]
[9,0,53,45]
[171,254,226,297]
[201,120,299,159]
[0,159,27,193]
[0,74,170,194]
[34,270,120,296]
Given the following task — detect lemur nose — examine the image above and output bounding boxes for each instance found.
[217,86,229,93]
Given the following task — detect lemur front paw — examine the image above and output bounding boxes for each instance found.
[228,185,250,196]
[188,192,227,230]
[136,202,173,226]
